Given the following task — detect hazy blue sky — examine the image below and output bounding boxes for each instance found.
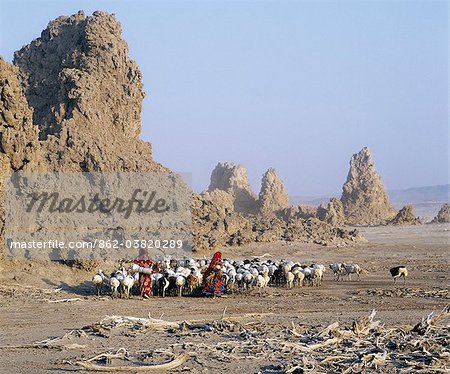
[1,1,448,196]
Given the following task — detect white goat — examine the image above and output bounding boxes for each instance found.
[121,274,135,298]
[92,270,104,296]
[110,277,121,297]
[286,271,295,289]
[175,275,186,297]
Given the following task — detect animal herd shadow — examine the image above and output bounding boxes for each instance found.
[42,277,208,298]
[42,278,93,296]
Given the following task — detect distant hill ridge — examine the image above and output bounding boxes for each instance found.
[291,184,450,206]
[388,184,450,204]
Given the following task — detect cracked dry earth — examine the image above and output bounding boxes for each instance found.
[0,224,448,373]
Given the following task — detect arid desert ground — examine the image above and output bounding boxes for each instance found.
[0,223,448,373]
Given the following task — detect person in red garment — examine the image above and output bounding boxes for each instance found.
[133,248,153,299]
[202,251,226,296]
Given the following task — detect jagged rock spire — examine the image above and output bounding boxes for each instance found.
[341,147,395,225]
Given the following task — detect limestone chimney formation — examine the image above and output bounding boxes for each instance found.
[258,168,289,217]
[207,162,258,214]
[388,205,421,225]
[432,203,450,223]
[207,163,290,217]
[12,10,164,172]
[340,147,396,225]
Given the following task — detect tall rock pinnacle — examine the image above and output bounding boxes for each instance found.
[340,147,395,225]
[207,162,258,214]
[258,168,289,217]
[13,10,164,172]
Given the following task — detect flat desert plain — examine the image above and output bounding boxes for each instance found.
[0,223,448,373]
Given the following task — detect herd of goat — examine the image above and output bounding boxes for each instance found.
[91,257,409,298]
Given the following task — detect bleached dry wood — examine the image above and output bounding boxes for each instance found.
[47,297,83,303]
[0,330,87,350]
[85,348,128,363]
[251,253,273,258]
[63,343,87,350]
[317,321,340,337]
[412,304,450,334]
[95,312,274,333]
[352,309,381,336]
[75,353,188,372]
[98,315,180,330]
[289,321,302,337]
[221,306,227,320]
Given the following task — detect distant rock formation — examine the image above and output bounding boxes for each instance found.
[277,205,318,221]
[317,198,345,226]
[201,189,235,214]
[208,162,258,214]
[13,11,164,173]
[192,193,362,252]
[431,203,450,223]
[258,168,289,217]
[341,147,396,225]
[388,205,421,225]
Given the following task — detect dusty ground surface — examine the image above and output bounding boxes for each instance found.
[0,224,448,373]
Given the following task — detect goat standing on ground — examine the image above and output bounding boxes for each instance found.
[92,270,104,296]
[390,266,408,285]
[342,263,362,281]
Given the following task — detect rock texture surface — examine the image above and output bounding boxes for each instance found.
[192,193,362,252]
[277,205,318,221]
[388,205,421,225]
[0,57,46,249]
[207,162,258,214]
[13,11,164,172]
[317,198,345,226]
[258,168,289,217]
[0,57,44,172]
[341,147,396,225]
[431,203,450,223]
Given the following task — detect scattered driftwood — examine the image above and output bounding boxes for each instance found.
[0,330,87,350]
[6,307,449,373]
[88,312,274,333]
[412,304,450,334]
[252,253,273,258]
[75,352,188,372]
[96,315,181,331]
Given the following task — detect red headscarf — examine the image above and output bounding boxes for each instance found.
[208,251,222,271]
[134,248,152,267]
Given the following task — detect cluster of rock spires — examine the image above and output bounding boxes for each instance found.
[206,163,289,216]
[203,147,411,227]
[199,145,432,251]
[195,163,361,250]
